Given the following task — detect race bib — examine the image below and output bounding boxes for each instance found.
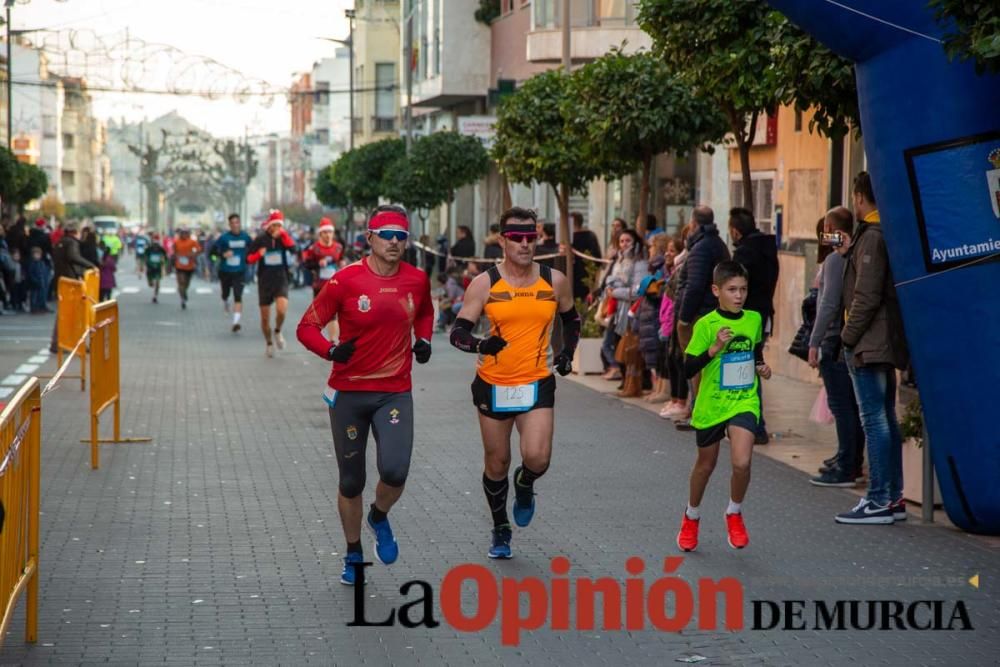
[264,251,283,266]
[148,255,162,265]
[720,351,755,390]
[491,382,538,413]
[226,255,241,267]
[323,386,338,407]
[319,265,336,279]
[178,256,191,267]
[229,240,246,249]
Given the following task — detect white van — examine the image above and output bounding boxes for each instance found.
[92,216,124,236]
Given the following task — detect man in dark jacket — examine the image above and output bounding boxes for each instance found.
[50,222,98,352]
[835,172,910,526]
[571,212,602,300]
[450,225,476,265]
[676,206,730,347]
[729,207,779,443]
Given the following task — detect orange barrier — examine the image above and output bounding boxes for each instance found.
[0,379,41,649]
[84,301,152,470]
[83,268,100,328]
[52,277,88,391]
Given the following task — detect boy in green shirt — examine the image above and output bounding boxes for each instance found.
[145,233,167,304]
[677,260,771,552]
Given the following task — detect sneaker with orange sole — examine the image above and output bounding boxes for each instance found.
[725,512,749,549]
[676,514,699,552]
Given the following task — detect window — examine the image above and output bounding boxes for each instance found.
[794,108,803,132]
[533,0,556,29]
[315,129,329,145]
[375,62,396,122]
[62,170,75,186]
[42,115,57,138]
[63,133,74,149]
[729,174,775,233]
[314,81,330,106]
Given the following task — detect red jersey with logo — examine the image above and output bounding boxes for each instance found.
[304,241,344,289]
[296,258,434,392]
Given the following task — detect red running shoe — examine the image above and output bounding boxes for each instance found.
[676,514,700,552]
[726,512,749,549]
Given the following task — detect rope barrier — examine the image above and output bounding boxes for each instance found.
[0,412,31,479]
[39,319,111,399]
[409,240,611,265]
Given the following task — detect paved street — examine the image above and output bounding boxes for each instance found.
[1,262,998,666]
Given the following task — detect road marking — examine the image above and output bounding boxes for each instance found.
[122,287,141,294]
[0,387,13,399]
[1,374,27,386]
[161,287,177,294]
[28,355,48,363]
[37,348,51,356]
[15,364,39,374]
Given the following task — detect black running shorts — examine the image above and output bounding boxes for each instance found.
[258,276,289,306]
[327,391,414,498]
[695,411,759,448]
[471,374,556,421]
[219,272,245,303]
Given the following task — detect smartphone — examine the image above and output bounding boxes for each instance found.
[820,232,843,247]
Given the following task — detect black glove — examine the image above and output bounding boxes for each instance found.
[413,338,432,364]
[328,336,359,363]
[478,335,508,356]
[554,351,573,376]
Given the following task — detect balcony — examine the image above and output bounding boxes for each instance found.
[527,0,651,63]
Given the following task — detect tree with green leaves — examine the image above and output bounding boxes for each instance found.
[493,69,624,287]
[314,163,348,209]
[568,49,729,237]
[383,131,490,213]
[330,138,406,212]
[930,0,1000,74]
[12,161,48,211]
[638,0,858,211]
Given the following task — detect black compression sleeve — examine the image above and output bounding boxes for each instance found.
[559,307,581,357]
[754,341,765,365]
[685,351,712,378]
[449,317,481,353]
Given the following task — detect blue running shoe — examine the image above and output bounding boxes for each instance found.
[488,525,513,559]
[367,512,399,565]
[512,466,536,528]
[340,552,364,586]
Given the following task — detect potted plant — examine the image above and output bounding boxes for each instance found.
[573,261,606,374]
[900,396,941,505]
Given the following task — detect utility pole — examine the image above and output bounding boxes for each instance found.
[345,7,356,231]
[6,0,14,152]
[404,0,413,154]
[559,0,573,291]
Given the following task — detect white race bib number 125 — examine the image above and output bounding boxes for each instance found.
[491,382,538,412]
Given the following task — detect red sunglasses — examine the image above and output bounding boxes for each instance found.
[502,231,538,243]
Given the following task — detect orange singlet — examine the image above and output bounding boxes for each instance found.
[477,264,558,386]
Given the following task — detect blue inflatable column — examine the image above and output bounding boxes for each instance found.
[767,0,1000,534]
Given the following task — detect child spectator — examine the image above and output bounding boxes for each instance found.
[99,247,117,301]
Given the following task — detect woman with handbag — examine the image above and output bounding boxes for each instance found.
[606,230,648,394]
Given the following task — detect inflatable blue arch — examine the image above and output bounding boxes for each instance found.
[766,1,1000,534]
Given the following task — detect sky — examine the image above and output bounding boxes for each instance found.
[15,0,354,137]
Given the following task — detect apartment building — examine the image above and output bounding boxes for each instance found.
[354,0,401,146]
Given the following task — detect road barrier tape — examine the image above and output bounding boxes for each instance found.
[409,240,610,265]
[39,317,112,399]
[0,411,32,479]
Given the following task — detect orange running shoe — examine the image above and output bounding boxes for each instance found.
[676,514,700,552]
[726,512,749,549]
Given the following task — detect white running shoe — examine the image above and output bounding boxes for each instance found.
[266,343,274,358]
[275,332,285,350]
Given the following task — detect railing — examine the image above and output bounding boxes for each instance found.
[373,116,396,132]
[0,379,41,649]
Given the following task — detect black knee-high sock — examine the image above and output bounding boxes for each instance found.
[482,473,510,528]
[515,464,547,501]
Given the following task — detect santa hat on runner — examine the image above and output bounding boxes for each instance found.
[34,217,46,227]
[368,207,409,232]
[317,217,335,234]
[263,209,284,229]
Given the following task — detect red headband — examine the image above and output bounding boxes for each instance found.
[368,211,409,231]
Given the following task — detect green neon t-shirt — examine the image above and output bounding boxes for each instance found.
[685,308,763,429]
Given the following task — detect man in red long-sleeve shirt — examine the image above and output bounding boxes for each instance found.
[297,204,433,586]
[248,210,297,357]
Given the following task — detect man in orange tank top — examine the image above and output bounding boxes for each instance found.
[449,207,580,559]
